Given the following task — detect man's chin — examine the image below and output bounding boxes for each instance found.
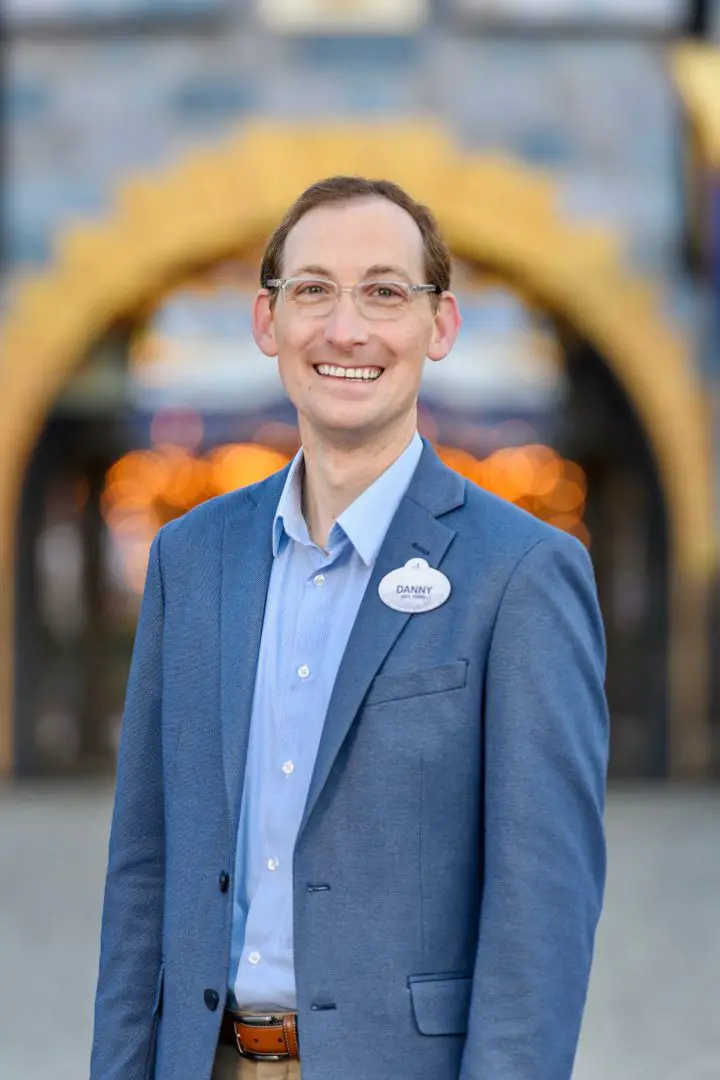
[300,409,386,446]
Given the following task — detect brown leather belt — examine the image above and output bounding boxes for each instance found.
[219,1011,300,1060]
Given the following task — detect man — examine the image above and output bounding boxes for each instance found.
[90,176,609,1080]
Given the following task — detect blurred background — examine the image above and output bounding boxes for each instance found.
[1,2,719,1078]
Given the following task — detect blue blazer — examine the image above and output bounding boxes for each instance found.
[90,440,608,1080]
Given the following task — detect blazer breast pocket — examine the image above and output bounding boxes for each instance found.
[363,660,468,708]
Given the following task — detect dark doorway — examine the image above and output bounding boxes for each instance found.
[14,411,136,776]
[559,332,669,777]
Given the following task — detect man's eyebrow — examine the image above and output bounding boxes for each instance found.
[289,265,334,279]
[364,265,412,281]
[286,264,414,281]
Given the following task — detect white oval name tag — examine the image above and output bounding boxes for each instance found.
[378,558,451,614]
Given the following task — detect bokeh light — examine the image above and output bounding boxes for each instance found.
[102,439,590,593]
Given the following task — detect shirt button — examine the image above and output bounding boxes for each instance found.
[248,952,261,965]
[204,988,220,1011]
[267,857,280,871]
[297,665,310,680]
[282,761,295,776]
[313,574,326,587]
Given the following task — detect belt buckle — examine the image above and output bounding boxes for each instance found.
[235,1013,288,1062]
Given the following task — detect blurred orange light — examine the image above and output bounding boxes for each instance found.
[209,443,291,493]
[526,446,564,497]
[544,478,586,515]
[486,448,538,500]
[103,438,591,594]
[161,452,210,508]
[561,458,588,495]
[551,516,591,548]
[436,441,589,547]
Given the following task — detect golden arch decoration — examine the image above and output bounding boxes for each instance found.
[672,43,720,170]
[0,122,713,777]
[671,45,720,267]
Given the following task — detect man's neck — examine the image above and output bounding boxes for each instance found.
[299,420,418,550]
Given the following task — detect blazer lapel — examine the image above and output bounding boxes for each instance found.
[220,470,287,832]
[300,443,465,835]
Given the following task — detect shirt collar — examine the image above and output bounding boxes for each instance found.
[272,432,424,566]
[272,449,309,556]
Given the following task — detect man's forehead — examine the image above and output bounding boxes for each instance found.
[282,197,425,276]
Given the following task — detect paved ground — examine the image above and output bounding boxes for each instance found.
[0,783,718,1080]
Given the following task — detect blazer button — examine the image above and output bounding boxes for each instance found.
[218,871,230,893]
[204,989,220,1012]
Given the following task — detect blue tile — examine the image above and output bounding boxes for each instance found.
[4,80,52,121]
[335,73,415,113]
[145,0,226,10]
[171,79,257,117]
[5,177,109,272]
[516,131,574,167]
[9,0,226,22]
[291,33,421,71]
[4,227,52,268]
[7,177,107,220]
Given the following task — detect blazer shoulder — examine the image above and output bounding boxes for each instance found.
[157,467,286,555]
[458,478,587,565]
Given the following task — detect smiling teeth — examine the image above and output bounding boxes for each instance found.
[316,364,382,381]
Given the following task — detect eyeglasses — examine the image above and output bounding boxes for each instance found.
[265,277,439,321]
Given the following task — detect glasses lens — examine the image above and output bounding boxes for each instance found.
[287,279,336,312]
[357,281,410,319]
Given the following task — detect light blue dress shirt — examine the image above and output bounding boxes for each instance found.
[229,431,423,1010]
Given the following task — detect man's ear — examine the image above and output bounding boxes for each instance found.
[426,292,462,363]
[252,290,278,357]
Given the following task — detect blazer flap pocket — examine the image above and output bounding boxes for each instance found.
[408,974,473,1036]
[364,660,468,708]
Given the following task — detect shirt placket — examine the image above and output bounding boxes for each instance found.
[263,540,341,964]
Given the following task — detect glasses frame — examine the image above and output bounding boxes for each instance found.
[265,277,439,320]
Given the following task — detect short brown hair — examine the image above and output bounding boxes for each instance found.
[260,176,452,296]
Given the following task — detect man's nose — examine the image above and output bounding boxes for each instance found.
[323,293,370,348]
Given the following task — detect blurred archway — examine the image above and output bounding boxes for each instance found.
[0,123,712,778]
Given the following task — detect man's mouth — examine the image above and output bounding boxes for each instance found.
[314,364,383,382]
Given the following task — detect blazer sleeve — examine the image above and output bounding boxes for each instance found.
[460,531,609,1080]
[90,530,166,1080]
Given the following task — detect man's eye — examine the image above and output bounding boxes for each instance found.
[366,283,405,300]
[296,281,330,296]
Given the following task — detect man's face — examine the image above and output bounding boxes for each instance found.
[252,197,461,447]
